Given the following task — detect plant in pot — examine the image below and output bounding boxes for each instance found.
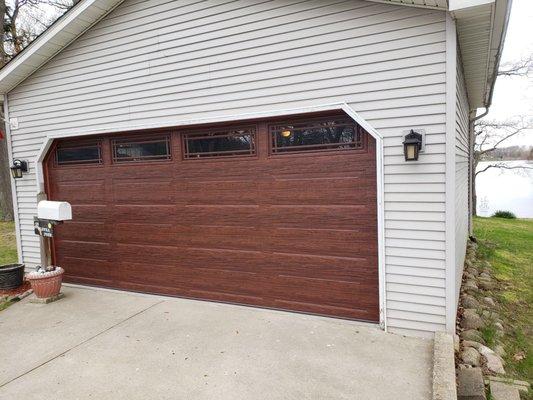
[26,265,64,298]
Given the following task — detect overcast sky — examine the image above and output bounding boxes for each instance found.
[484,0,533,146]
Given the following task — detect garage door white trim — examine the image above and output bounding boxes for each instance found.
[30,101,387,330]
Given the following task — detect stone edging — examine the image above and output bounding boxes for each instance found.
[433,331,457,400]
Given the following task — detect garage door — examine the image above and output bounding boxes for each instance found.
[45,113,379,322]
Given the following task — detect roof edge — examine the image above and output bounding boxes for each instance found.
[0,0,125,96]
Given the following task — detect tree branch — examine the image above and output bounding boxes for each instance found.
[498,55,533,77]
[475,163,533,176]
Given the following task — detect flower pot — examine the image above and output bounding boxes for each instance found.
[27,267,64,298]
[0,264,25,290]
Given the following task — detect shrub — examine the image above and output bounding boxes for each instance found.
[492,210,516,219]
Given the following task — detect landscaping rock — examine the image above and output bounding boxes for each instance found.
[487,377,530,394]
[463,340,482,350]
[457,368,486,400]
[477,344,495,357]
[489,381,520,400]
[494,345,506,357]
[466,267,479,276]
[482,297,496,308]
[461,329,486,344]
[481,310,500,321]
[461,347,481,366]
[464,272,476,281]
[479,272,491,280]
[478,279,496,290]
[463,296,480,309]
[464,280,479,291]
[494,322,504,332]
[462,309,484,330]
[485,352,505,374]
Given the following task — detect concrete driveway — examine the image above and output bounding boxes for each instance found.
[0,286,433,399]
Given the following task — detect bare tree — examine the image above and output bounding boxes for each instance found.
[0,0,75,221]
[471,54,533,216]
[472,117,533,215]
[497,55,533,77]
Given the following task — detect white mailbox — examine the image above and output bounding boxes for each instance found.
[37,201,72,221]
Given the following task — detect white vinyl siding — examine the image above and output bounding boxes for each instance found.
[454,50,470,306]
[6,0,447,336]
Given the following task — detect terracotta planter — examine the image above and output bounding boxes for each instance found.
[27,267,64,298]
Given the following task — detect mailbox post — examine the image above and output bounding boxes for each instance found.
[34,200,72,268]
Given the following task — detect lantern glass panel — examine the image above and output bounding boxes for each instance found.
[10,166,22,179]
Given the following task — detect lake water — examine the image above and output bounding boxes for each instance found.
[476,160,533,218]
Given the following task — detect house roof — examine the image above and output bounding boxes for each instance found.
[0,0,511,111]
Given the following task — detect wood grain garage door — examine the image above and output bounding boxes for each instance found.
[45,113,379,322]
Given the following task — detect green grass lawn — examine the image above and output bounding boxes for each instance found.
[0,221,18,265]
[0,220,19,312]
[474,216,533,385]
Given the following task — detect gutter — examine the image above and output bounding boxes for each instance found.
[473,0,513,122]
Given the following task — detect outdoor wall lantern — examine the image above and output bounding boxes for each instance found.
[403,130,423,161]
[10,159,28,179]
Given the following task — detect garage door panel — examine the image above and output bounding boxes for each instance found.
[176,180,261,205]
[179,248,266,274]
[52,181,106,204]
[110,164,172,180]
[177,160,263,180]
[56,221,107,242]
[60,257,117,283]
[272,299,377,321]
[50,168,106,182]
[267,252,379,282]
[112,180,175,204]
[261,205,376,230]
[179,226,265,252]
[266,156,374,179]
[116,261,193,289]
[266,177,375,205]
[112,223,176,246]
[56,240,111,261]
[272,276,379,308]
[267,228,377,258]
[113,205,178,224]
[188,269,268,298]
[115,243,179,265]
[180,205,260,227]
[71,204,108,222]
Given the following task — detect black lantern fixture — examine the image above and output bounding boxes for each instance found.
[403,130,423,161]
[10,159,28,179]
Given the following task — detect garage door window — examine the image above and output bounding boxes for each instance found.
[270,118,364,154]
[112,136,171,163]
[56,142,102,165]
[183,128,256,159]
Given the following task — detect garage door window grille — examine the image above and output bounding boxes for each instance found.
[112,136,171,163]
[182,127,256,159]
[56,141,102,166]
[270,118,365,154]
